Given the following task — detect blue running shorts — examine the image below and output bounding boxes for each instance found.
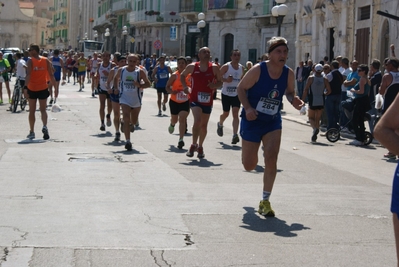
[391,163,399,214]
[240,117,282,143]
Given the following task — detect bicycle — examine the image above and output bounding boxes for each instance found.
[11,78,27,113]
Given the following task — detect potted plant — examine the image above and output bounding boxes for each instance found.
[89,18,94,22]
[156,16,164,22]
[169,11,176,16]
[145,10,154,16]
[154,11,160,15]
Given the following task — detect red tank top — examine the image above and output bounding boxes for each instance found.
[190,62,215,106]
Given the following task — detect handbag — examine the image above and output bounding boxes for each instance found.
[375,93,384,109]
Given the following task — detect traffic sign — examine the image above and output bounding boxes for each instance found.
[153,40,162,50]
[130,37,135,43]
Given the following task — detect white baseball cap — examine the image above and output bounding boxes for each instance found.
[315,64,323,72]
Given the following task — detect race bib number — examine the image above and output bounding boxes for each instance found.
[101,76,107,82]
[227,86,236,93]
[198,92,211,103]
[256,97,279,115]
[124,82,135,91]
[79,62,85,66]
[159,73,168,79]
[176,92,188,101]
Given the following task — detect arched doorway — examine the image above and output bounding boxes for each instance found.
[380,19,390,61]
[223,34,234,64]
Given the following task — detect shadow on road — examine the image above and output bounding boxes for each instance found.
[217,141,241,151]
[240,207,311,237]
[181,159,223,168]
[91,132,113,138]
[166,145,188,154]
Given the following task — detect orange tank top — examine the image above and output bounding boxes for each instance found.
[170,71,191,103]
[28,56,49,91]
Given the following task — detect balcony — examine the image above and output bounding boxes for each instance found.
[112,0,132,14]
[207,0,237,18]
[129,11,147,26]
[179,0,203,19]
[146,13,182,25]
[129,10,182,27]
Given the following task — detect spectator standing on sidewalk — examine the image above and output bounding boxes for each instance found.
[348,64,371,146]
[341,60,359,132]
[325,60,344,130]
[368,59,382,134]
[295,61,305,101]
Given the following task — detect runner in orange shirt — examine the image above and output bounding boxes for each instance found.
[24,44,57,140]
[165,57,191,149]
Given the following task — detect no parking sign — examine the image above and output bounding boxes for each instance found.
[153,40,162,50]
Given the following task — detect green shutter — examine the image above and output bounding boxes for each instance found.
[263,0,271,15]
[194,0,203,12]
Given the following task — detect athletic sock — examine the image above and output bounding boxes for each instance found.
[262,191,271,200]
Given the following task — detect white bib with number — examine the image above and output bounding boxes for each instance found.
[177,92,188,102]
[159,72,168,79]
[256,97,279,115]
[198,92,211,103]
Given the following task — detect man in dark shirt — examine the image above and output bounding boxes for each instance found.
[296,61,305,99]
[325,60,344,130]
[368,59,382,133]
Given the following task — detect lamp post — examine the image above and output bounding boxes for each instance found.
[271,0,288,37]
[197,12,206,48]
[94,30,98,41]
[122,25,128,55]
[105,28,110,52]
[84,32,88,40]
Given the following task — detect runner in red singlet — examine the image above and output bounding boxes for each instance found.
[180,47,222,158]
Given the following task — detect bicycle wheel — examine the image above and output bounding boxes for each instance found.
[326,128,340,143]
[12,88,19,113]
[364,131,373,146]
[20,94,27,111]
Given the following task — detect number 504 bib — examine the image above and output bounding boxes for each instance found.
[256,97,280,115]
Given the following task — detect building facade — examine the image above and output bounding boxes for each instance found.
[295,0,399,67]
[0,1,40,49]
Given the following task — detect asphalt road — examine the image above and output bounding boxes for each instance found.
[0,81,397,267]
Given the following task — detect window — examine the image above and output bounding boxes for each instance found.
[358,5,370,21]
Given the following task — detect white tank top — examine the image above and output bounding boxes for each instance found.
[389,71,399,87]
[119,66,142,108]
[91,59,99,73]
[221,63,243,97]
[98,62,112,91]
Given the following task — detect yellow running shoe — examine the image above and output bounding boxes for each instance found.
[258,200,275,217]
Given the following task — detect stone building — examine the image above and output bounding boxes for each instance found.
[295,0,399,67]
[0,1,41,49]
[89,0,297,67]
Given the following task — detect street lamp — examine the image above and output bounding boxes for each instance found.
[105,28,110,52]
[94,30,98,41]
[197,12,206,48]
[84,32,88,40]
[122,25,128,55]
[271,0,288,37]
